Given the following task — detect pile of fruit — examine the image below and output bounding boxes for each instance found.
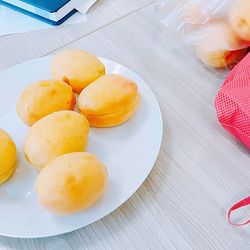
[194,0,250,68]
[0,49,140,215]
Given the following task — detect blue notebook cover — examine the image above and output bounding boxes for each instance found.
[0,0,76,25]
[20,0,71,13]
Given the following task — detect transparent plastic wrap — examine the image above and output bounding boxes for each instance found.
[158,0,250,68]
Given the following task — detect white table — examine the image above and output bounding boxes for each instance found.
[0,1,250,249]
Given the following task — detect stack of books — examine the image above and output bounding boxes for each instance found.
[0,0,90,25]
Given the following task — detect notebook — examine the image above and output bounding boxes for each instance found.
[0,0,84,25]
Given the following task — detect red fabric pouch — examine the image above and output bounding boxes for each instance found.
[215,52,250,149]
[215,53,250,225]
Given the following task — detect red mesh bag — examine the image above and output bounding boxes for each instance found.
[215,52,250,226]
[215,52,250,149]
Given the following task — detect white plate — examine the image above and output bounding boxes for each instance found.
[0,56,163,238]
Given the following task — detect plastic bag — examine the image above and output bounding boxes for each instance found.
[158,0,250,68]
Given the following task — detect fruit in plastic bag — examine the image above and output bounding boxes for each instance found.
[230,0,250,41]
[194,21,248,68]
[195,46,247,68]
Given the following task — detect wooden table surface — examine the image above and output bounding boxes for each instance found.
[0,1,250,249]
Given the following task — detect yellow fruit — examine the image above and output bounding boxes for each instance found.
[23,111,89,169]
[35,152,108,215]
[51,49,106,93]
[17,80,76,126]
[0,129,17,184]
[78,74,140,127]
[230,0,250,41]
[195,46,247,68]
[195,21,247,68]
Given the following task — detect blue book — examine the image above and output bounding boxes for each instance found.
[0,0,78,25]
